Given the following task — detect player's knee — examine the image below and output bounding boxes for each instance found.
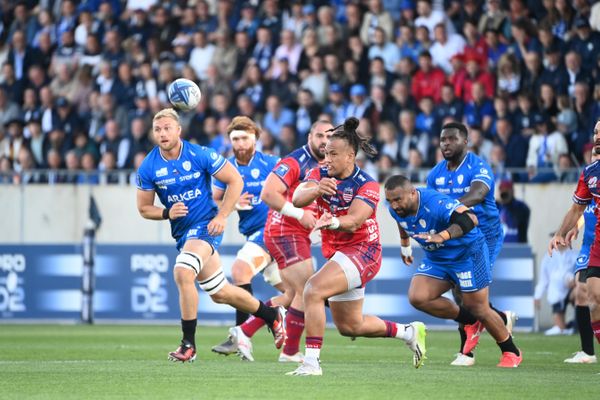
[263,262,282,286]
[588,289,600,306]
[408,291,428,310]
[174,251,203,276]
[302,279,322,304]
[210,287,229,304]
[337,322,360,337]
[173,266,196,287]
[231,263,252,285]
[199,268,228,300]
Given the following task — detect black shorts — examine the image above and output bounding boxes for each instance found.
[585,266,600,281]
[551,291,571,314]
[577,269,588,283]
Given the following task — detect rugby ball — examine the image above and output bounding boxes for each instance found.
[168,78,202,111]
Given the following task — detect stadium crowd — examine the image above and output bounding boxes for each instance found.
[0,0,600,184]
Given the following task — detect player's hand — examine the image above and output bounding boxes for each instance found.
[169,202,188,219]
[548,234,566,255]
[414,233,445,244]
[565,227,579,246]
[299,209,317,229]
[401,254,414,266]
[317,178,337,196]
[235,192,253,210]
[208,214,226,236]
[315,211,333,230]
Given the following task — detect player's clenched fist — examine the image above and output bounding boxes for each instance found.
[299,209,317,229]
[318,177,337,196]
[169,202,188,219]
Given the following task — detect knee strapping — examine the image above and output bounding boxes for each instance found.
[199,268,227,295]
[175,251,203,275]
[262,261,282,286]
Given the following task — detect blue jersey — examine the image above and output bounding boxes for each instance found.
[426,152,500,230]
[213,151,279,237]
[136,140,227,241]
[388,188,485,264]
[582,204,597,247]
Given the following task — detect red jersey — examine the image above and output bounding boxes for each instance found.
[306,166,381,259]
[572,161,600,267]
[265,145,319,238]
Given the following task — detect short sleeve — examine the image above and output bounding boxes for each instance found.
[212,176,226,191]
[573,171,592,205]
[136,163,154,191]
[355,181,380,209]
[435,194,462,225]
[199,146,227,176]
[471,161,494,189]
[425,170,435,189]
[271,157,300,188]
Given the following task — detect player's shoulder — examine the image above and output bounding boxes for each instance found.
[428,159,446,177]
[255,151,280,166]
[138,146,160,170]
[584,160,600,175]
[287,145,314,166]
[353,167,377,185]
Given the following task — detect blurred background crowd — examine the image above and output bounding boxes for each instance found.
[1,0,600,185]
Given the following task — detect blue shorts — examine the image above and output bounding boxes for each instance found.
[176,225,223,252]
[246,228,267,252]
[574,243,591,275]
[481,221,504,269]
[415,237,492,292]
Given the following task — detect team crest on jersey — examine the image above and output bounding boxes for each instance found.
[251,168,260,179]
[588,176,598,189]
[342,187,353,202]
[182,161,191,171]
[274,163,290,177]
[419,219,427,228]
[156,167,168,177]
[400,222,408,229]
[457,174,464,185]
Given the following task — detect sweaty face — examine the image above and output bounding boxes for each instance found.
[323,138,353,177]
[385,186,414,218]
[152,117,181,152]
[230,130,256,163]
[308,123,334,160]
[440,128,467,161]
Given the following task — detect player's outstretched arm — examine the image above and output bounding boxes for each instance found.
[458,181,488,207]
[397,224,414,265]
[415,206,476,243]
[316,198,373,233]
[549,203,587,254]
[292,181,320,207]
[137,189,165,220]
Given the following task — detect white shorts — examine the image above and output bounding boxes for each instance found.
[328,251,365,302]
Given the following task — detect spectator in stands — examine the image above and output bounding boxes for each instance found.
[236,3,260,40]
[300,55,328,105]
[435,82,464,129]
[462,54,496,102]
[14,146,44,184]
[397,24,422,64]
[1,63,25,105]
[0,155,14,184]
[494,117,528,173]
[574,81,595,134]
[513,92,538,137]
[411,50,446,103]
[295,88,321,138]
[324,83,348,126]
[483,27,508,70]
[26,111,44,167]
[464,82,494,133]
[344,84,372,120]
[8,29,42,83]
[539,83,560,123]
[398,109,429,166]
[429,22,465,74]
[556,154,579,183]
[360,0,394,45]
[368,27,400,74]
[415,0,453,40]
[376,120,401,167]
[368,57,394,92]
[44,148,64,184]
[468,125,493,163]
[565,51,590,99]
[521,51,544,97]
[509,17,542,62]
[496,179,530,243]
[0,117,28,165]
[415,96,435,137]
[263,95,294,139]
[569,17,600,67]
[316,5,341,47]
[0,86,22,128]
[526,115,568,183]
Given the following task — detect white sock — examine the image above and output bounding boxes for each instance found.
[305,347,321,365]
[397,324,414,342]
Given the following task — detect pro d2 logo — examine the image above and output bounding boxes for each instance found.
[130,254,169,315]
[0,254,26,315]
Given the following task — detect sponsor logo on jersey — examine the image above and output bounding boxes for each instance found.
[435,177,445,185]
[417,263,432,272]
[193,172,200,179]
[342,187,353,202]
[251,168,260,179]
[182,161,191,171]
[156,167,168,177]
[274,163,290,177]
[167,188,202,203]
[400,222,408,229]
[588,176,598,188]
[479,168,489,175]
[457,174,464,185]
[210,152,217,160]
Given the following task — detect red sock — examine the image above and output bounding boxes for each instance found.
[306,336,323,349]
[240,299,272,338]
[384,320,398,338]
[592,320,600,344]
[283,307,304,355]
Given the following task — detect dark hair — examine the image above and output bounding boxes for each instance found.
[441,121,468,138]
[329,117,378,157]
[384,175,411,191]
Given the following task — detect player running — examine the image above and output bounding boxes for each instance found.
[426,122,515,366]
[564,202,598,363]
[136,108,285,363]
[210,116,291,358]
[385,175,523,368]
[287,118,427,376]
[550,120,600,360]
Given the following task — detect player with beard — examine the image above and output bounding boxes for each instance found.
[426,122,515,366]
[211,116,291,359]
[136,109,285,363]
[550,120,600,360]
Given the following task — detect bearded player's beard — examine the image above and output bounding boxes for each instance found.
[234,148,254,164]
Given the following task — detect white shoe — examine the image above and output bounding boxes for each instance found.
[564,351,597,364]
[450,353,475,366]
[544,325,563,336]
[561,327,575,335]
[405,321,427,368]
[504,310,518,334]
[286,360,322,376]
[279,352,304,363]
[229,326,254,362]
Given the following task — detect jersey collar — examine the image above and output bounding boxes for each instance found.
[446,152,468,172]
[234,152,255,167]
[159,140,184,162]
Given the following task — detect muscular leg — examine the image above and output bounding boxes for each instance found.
[280,259,314,356]
[586,275,600,344]
[408,275,456,318]
[230,258,255,324]
[462,288,509,342]
[176,240,214,320]
[330,299,389,337]
[574,273,595,356]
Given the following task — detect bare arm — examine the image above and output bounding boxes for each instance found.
[137,189,163,220]
[261,173,289,211]
[315,198,374,233]
[398,223,414,265]
[415,205,478,243]
[212,187,225,204]
[292,181,320,208]
[459,181,489,207]
[549,203,587,254]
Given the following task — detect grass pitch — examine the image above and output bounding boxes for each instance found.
[0,324,596,399]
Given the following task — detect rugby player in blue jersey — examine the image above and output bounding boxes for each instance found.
[210,116,291,359]
[427,122,515,366]
[136,109,285,363]
[385,175,522,368]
